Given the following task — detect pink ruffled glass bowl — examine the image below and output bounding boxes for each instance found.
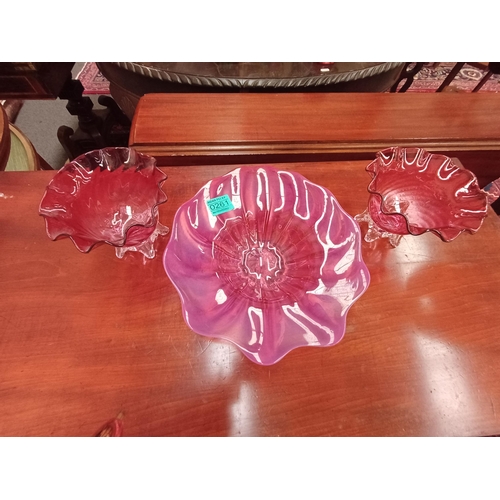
[39,147,169,259]
[163,165,370,365]
[355,147,488,246]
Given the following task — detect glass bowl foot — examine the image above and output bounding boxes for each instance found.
[115,221,170,260]
[355,208,403,247]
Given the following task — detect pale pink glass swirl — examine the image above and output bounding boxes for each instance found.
[39,148,169,258]
[356,147,488,245]
[163,166,370,365]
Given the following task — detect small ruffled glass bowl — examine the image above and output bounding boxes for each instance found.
[355,147,488,247]
[39,147,169,259]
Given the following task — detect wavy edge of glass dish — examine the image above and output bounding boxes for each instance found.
[163,165,370,366]
[39,147,169,258]
[360,147,488,244]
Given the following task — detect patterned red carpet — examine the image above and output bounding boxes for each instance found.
[76,62,500,95]
[76,63,110,94]
[404,63,500,92]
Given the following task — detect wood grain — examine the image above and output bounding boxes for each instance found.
[129,93,500,185]
[1,162,500,436]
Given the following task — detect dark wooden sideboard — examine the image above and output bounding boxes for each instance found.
[130,92,500,187]
[0,63,75,99]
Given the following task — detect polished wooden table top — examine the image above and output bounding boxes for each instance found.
[1,162,500,436]
[129,92,500,186]
[130,93,500,156]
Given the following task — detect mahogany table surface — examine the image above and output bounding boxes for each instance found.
[129,93,500,186]
[1,162,500,437]
[130,93,500,156]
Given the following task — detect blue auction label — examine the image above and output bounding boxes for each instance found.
[206,194,235,216]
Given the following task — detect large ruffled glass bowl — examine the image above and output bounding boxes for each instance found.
[39,147,169,259]
[163,166,370,365]
[355,147,488,246]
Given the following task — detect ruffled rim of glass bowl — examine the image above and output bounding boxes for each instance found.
[39,147,168,253]
[163,165,371,365]
[365,147,488,242]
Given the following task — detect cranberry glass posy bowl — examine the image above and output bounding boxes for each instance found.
[365,147,488,242]
[163,166,370,365]
[39,148,168,258]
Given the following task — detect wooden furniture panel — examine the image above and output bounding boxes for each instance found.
[1,162,500,436]
[0,63,74,100]
[130,93,500,186]
[0,103,10,170]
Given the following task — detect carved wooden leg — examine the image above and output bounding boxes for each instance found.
[57,79,131,160]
